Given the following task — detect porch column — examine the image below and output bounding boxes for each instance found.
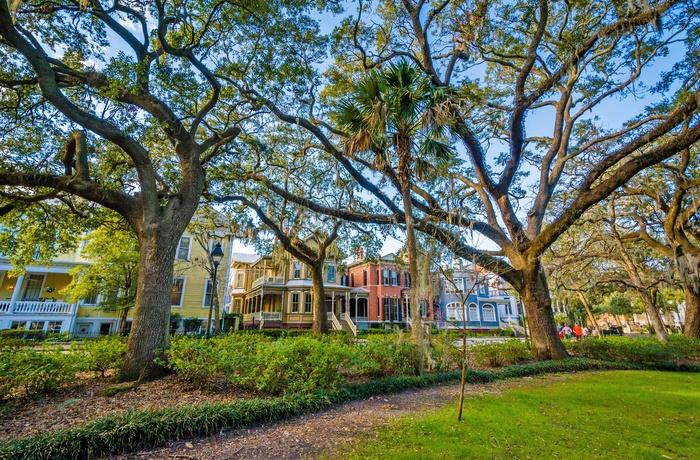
[7,274,24,314]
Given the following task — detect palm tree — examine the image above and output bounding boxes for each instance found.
[337,61,453,372]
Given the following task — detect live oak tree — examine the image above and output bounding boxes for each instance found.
[553,198,672,338]
[0,0,327,381]
[616,148,700,337]
[215,129,378,334]
[253,0,700,359]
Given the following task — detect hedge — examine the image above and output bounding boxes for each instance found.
[0,358,663,460]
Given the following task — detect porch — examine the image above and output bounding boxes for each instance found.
[0,269,78,334]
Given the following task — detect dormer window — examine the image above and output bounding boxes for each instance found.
[327,265,336,282]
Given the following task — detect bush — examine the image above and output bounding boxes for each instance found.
[160,336,227,388]
[182,317,202,335]
[356,335,417,377]
[667,335,700,359]
[565,337,687,366]
[72,336,127,377]
[471,340,531,367]
[248,336,354,395]
[0,329,44,341]
[0,347,77,398]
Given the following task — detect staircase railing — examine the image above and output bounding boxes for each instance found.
[327,312,343,331]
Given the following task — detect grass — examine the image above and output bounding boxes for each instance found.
[333,371,700,460]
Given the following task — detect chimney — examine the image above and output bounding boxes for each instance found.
[357,248,364,260]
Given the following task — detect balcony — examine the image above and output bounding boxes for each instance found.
[0,300,75,315]
[251,276,285,289]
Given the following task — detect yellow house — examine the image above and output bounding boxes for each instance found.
[227,251,354,333]
[0,248,89,334]
[1,233,231,336]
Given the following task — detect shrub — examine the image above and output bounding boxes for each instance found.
[471,340,531,367]
[182,317,202,335]
[356,335,417,377]
[160,336,226,387]
[566,337,684,366]
[0,347,77,398]
[72,336,127,377]
[248,336,354,395]
[0,329,44,341]
[667,335,700,359]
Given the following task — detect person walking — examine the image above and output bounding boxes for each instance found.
[562,324,573,340]
[573,323,583,340]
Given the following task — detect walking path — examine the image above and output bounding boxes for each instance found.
[111,374,563,460]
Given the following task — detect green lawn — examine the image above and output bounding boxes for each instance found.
[335,371,700,459]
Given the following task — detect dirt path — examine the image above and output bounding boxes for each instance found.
[111,374,570,460]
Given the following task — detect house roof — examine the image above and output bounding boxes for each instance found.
[231,252,260,264]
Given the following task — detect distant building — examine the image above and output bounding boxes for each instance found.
[227,250,353,332]
[345,251,433,330]
[433,261,520,330]
[0,230,232,336]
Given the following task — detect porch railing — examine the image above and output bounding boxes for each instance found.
[327,312,343,332]
[243,312,260,323]
[261,311,282,321]
[251,276,285,289]
[344,315,357,336]
[0,301,74,315]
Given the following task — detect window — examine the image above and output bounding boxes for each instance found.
[504,302,513,316]
[293,261,301,279]
[390,270,398,286]
[46,321,62,334]
[420,300,428,317]
[382,269,390,285]
[383,297,400,321]
[404,273,411,288]
[21,274,45,301]
[350,273,355,287]
[482,304,496,322]
[304,293,312,314]
[363,270,367,285]
[453,278,463,293]
[291,293,300,313]
[29,321,44,330]
[468,303,479,321]
[445,302,462,321]
[202,279,213,308]
[176,236,192,260]
[236,272,245,289]
[82,293,99,305]
[10,321,24,329]
[171,277,186,307]
[327,265,336,282]
[234,299,242,313]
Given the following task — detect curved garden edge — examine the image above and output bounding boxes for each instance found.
[1,358,698,460]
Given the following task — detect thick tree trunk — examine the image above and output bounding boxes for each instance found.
[117,229,179,382]
[519,263,568,360]
[684,287,700,338]
[677,254,700,338]
[310,264,328,334]
[636,289,668,341]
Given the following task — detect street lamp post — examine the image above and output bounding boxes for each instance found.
[207,242,225,339]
